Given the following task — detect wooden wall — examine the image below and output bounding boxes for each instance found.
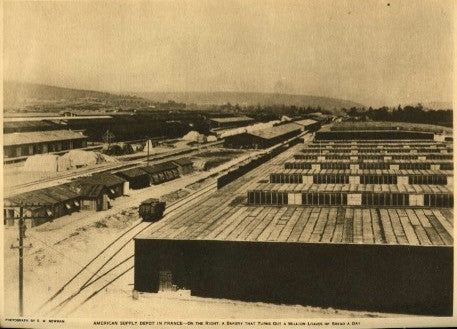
[135,239,453,316]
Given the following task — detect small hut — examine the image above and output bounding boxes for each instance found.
[80,172,129,198]
[115,168,150,189]
[66,182,110,211]
[172,158,194,175]
[142,162,180,185]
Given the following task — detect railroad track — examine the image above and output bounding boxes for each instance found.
[5,141,223,197]
[34,182,217,317]
[29,137,301,316]
[6,162,131,196]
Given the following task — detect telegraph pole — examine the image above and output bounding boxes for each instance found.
[18,207,24,316]
[146,136,150,167]
[11,206,30,316]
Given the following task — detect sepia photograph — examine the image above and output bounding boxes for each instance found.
[1,0,455,328]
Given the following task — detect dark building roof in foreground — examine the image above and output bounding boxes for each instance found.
[136,205,453,246]
[81,172,127,187]
[3,130,87,146]
[115,167,149,178]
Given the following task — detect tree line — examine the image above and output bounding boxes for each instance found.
[344,104,452,127]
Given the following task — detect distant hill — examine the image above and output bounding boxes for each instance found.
[3,81,146,108]
[4,82,365,113]
[135,91,364,111]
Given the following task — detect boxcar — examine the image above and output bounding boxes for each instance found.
[139,198,166,222]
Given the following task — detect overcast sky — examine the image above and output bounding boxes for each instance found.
[3,0,455,107]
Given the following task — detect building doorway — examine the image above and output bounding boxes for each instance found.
[158,270,176,292]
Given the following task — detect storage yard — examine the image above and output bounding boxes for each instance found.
[3,141,269,316]
[2,119,453,319]
[3,2,455,326]
[4,129,400,319]
[4,146,251,228]
[134,123,453,316]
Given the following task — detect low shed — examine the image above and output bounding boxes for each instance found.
[4,185,80,227]
[67,183,110,211]
[80,172,128,198]
[115,168,150,189]
[171,158,194,175]
[142,162,180,185]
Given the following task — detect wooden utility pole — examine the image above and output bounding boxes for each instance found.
[146,136,150,167]
[18,208,24,316]
[10,206,30,316]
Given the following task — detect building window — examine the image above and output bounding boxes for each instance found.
[361,193,409,206]
[424,194,453,207]
[248,192,255,204]
[301,193,347,206]
[409,175,447,185]
[440,163,453,170]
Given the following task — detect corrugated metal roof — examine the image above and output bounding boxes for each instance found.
[210,116,254,123]
[4,130,87,146]
[248,122,302,140]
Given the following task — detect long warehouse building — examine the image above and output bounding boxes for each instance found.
[223,122,302,149]
[3,130,87,159]
[134,123,453,316]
